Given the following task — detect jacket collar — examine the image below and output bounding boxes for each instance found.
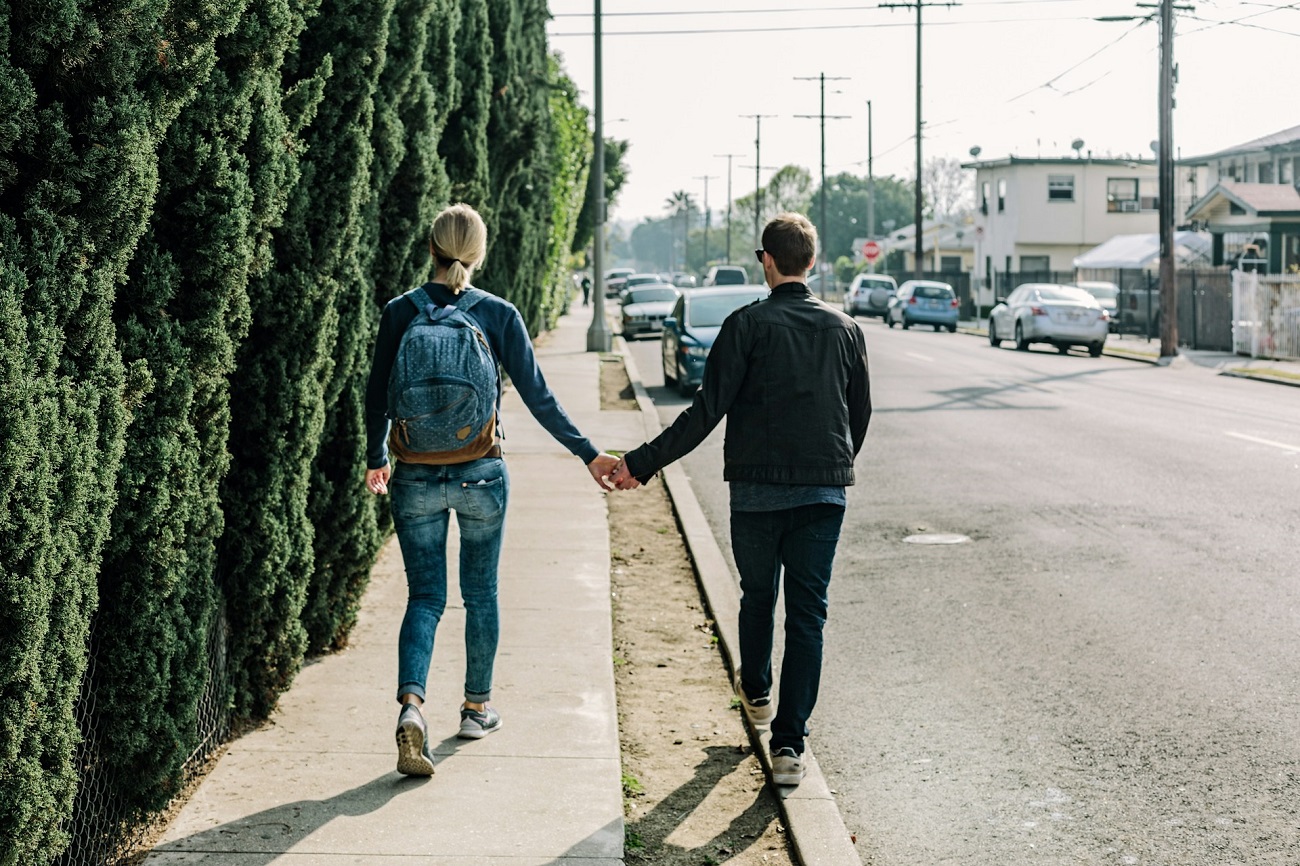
[770,281,810,297]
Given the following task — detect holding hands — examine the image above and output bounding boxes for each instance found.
[588,452,641,491]
[610,457,641,490]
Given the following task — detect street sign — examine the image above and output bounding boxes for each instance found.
[863,240,881,263]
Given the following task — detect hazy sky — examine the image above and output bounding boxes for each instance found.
[546,1,1300,225]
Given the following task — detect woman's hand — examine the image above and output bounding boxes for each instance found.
[365,465,390,495]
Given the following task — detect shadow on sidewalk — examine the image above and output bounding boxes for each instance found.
[150,734,461,863]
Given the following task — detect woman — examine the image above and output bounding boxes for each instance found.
[364,203,618,776]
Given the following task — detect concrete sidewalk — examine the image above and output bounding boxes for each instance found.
[146,307,646,864]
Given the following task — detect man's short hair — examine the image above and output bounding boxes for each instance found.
[762,213,818,277]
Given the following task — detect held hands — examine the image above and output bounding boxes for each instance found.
[587,452,620,491]
[610,457,641,490]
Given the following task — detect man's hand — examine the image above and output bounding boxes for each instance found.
[611,458,641,490]
[587,452,620,491]
[365,465,390,495]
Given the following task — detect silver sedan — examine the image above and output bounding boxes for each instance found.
[988,283,1110,356]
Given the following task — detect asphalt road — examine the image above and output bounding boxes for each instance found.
[624,321,1300,866]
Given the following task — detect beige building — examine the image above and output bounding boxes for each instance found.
[962,156,1160,303]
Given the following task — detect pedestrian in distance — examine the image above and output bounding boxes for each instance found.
[581,273,592,306]
[364,202,620,777]
[610,212,871,786]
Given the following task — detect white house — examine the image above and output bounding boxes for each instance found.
[962,155,1162,303]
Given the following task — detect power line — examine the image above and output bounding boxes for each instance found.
[1007,17,1150,102]
[550,15,1093,37]
[550,0,1086,16]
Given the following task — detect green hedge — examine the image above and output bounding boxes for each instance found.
[0,0,588,860]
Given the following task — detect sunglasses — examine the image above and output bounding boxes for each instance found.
[754,248,766,264]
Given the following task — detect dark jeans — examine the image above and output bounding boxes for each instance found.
[731,503,845,755]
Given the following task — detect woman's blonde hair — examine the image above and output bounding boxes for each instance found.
[430,203,488,292]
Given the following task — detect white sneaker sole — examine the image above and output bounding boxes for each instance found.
[733,668,775,727]
[396,720,436,776]
[457,718,503,740]
[772,769,805,786]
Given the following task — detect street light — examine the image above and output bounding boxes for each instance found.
[586,0,610,352]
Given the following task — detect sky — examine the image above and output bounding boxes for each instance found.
[545,0,1300,226]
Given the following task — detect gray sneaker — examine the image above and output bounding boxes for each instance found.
[396,704,436,776]
[458,705,502,739]
[732,666,775,727]
[771,747,805,786]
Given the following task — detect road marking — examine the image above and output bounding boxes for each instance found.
[906,351,935,363]
[1225,431,1300,453]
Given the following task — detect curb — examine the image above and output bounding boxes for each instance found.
[615,336,861,866]
[1220,369,1300,388]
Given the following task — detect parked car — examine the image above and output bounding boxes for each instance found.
[885,280,959,331]
[1074,280,1120,332]
[620,285,680,338]
[670,272,698,289]
[604,267,635,298]
[620,273,666,297]
[703,264,749,286]
[661,285,769,396]
[988,283,1109,356]
[843,273,899,318]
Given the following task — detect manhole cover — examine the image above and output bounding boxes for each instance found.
[903,533,972,545]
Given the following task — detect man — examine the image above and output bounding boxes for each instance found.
[611,212,871,786]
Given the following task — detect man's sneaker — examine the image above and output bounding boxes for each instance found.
[395,704,436,776]
[732,666,775,727]
[771,747,805,786]
[458,705,502,739]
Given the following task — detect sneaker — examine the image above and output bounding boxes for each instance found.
[395,704,436,776]
[771,747,805,786]
[458,704,502,739]
[732,666,775,727]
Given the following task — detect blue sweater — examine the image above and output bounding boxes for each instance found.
[365,283,598,470]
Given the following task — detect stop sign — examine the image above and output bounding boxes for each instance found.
[862,240,881,262]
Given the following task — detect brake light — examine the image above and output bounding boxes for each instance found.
[908,296,918,305]
[950,298,959,307]
[1100,309,1111,322]
[1030,306,1046,316]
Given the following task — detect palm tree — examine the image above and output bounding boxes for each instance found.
[665,190,695,271]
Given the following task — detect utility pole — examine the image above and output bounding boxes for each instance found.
[586,0,610,352]
[714,153,744,263]
[881,0,958,279]
[694,174,718,268]
[795,72,850,294]
[866,99,875,245]
[740,114,776,247]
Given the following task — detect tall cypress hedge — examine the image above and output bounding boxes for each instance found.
[85,0,320,828]
[218,0,395,720]
[477,0,553,331]
[0,0,235,859]
[542,55,592,329]
[439,0,492,212]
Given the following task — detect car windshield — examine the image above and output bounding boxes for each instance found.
[626,275,659,286]
[686,291,766,327]
[1038,286,1093,303]
[711,269,747,285]
[915,285,954,299]
[625,288,677,304]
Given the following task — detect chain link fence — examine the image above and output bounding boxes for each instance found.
[55,604,231,866]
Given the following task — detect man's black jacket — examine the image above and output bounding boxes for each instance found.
[624,282,871,486]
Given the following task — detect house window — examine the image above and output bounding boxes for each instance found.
[1020,255,1050,274]
[1108,178,1140,213]
[1048,174,1075,201]
[941,256,961,273]
[997,178,1007,212]
[1281,158,1294,185]
[1139,178,1158,211]
[981,181,990,215]
[1225,162,1239,181]
[1258,162,1274,184]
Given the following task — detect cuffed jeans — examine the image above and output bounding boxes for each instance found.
[731,503,845,755]
[391,457,509,704]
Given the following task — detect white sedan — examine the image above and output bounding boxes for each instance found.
[988,283,1110,356]
[620,285,680,338]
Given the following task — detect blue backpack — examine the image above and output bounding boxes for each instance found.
[387,286,500,463]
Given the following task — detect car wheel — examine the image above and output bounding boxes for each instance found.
[887,312,897,329]
[662,357,677,386]
[1015,321,1029,351]
[677,376,695,398]
[1057,342,1070,354]
[932,324,940,332]
[901,314,911,330]
[1089,342,1104,357]
[947,323,957,333]
[988,321,1001,347]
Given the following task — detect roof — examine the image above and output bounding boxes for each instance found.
[1185,181,1300,218]
[960,155,1156,170]
[1072,232,1212,269]
[1184,124,1300,163]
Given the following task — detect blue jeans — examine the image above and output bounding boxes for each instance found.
[731,503,845,755]
[391,457,509,704]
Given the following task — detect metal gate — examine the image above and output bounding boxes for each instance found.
[1233,270,1300,359]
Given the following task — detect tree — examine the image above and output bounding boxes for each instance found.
[923,156,974,220]
[571,136,630,258]
[664,190,697,271]
[809,172,915,261]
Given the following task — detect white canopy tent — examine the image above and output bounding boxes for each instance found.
[1072,232,1212,270]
